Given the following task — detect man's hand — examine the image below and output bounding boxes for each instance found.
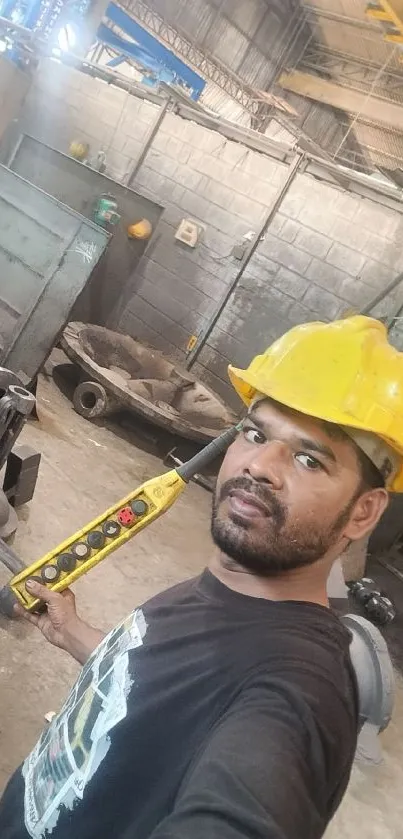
[17,580,80,647]
[16,580,105,665]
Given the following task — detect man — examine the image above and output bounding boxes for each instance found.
[0,315,401,839]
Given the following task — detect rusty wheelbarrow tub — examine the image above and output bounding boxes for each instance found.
[60,323,238,443]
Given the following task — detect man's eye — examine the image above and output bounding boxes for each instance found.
[243,427,266,445]
[295,453,323,471]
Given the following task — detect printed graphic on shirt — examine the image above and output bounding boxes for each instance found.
[23,610,147,838]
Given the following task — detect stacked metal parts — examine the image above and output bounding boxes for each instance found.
[0,368,38,554]
[0,374,35,470]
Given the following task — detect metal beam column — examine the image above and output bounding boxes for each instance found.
[127,97,171,185]
[186,153,304,370]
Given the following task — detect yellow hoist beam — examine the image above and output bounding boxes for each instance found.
[384,32,403,41]
[366,2,403,35]
[278,69,403,132]
[366,8,395,19]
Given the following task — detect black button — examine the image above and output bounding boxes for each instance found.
[71,542,91,560]
[87,531,106,550]
[102,520,121,538]
[57,554,76,573]
[41,565,60,583]
[130,499,148,516]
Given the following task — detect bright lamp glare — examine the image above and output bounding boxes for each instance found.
[58,23,76,52]
[0,40,6,54]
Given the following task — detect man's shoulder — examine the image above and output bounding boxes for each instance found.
[242,606,357,720]
[140,575,200,611]
[238,602,356,706]
[258,599,353,660]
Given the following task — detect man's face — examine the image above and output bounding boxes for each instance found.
[211,399,368,577]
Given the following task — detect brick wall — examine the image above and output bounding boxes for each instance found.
[8,59,403,408]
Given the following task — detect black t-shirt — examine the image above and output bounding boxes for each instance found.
[0,570,358,839]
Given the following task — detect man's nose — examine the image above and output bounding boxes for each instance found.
[244,440,287,490]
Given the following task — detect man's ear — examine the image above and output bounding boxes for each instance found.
[343,488,389,542]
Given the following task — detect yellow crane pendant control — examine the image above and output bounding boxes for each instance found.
[10,470,186,613]
[0,424,240,616]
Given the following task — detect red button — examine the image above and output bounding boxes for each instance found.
[117,507,136,527]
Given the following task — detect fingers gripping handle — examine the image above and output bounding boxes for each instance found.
[176,424,241,483]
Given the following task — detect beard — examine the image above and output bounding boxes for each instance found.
[211,476,354,578]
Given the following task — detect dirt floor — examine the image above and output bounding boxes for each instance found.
[0,366,402,838]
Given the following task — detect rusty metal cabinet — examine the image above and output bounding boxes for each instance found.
[0,165,110,381]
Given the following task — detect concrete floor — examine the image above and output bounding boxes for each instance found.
[0,370,401,837]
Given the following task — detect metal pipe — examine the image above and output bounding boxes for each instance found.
[385,297,403,332]
[186,153,304,370]
[6,133,24,170]
[303,6,379,31]
[127,98,171,185]
[360,270,403,316]
[0,538,25,575]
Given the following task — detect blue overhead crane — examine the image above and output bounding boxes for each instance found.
[98,3,205,100]
[0,0,205,101]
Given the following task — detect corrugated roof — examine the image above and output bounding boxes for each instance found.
[104,0,403,175]
[299,0,403,173]
[188,0,403,174]
[200,82,251,125]
[144,0,300,88]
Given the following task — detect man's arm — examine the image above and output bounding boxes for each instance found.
[150,666,357,839]
[16,579,105,665]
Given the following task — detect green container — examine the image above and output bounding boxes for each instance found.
[93,195,121,227]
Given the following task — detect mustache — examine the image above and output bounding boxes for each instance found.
[218,476,286,526]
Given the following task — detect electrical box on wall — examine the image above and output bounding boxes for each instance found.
[232,243,247,260]
[175,218,201,248]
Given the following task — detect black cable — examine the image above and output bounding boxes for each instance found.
[176,424,241,482]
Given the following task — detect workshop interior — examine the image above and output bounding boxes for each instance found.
[1,0,403,831]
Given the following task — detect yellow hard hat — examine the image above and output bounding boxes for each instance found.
[127,219,153,240]
[228,316,403,492]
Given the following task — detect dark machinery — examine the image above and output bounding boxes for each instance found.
[348,579,396,626]
[343,614,394,764]
[0,368,40,568]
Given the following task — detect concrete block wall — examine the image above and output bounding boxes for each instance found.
[197,177,403,406]
[7,60,160,182]
[0,57,31,142]
[10,59,403,408]
[119,114,288,405]
[119,112,403,407]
